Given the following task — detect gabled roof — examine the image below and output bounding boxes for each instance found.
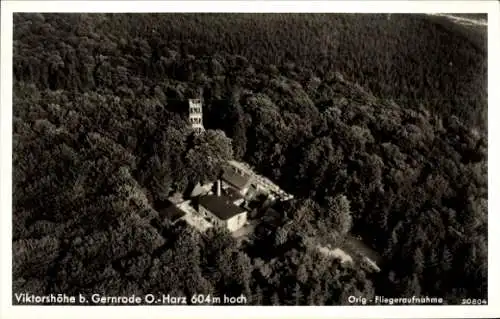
[156,200,186,222]
[198,194,246,220]
[221,167,252,190]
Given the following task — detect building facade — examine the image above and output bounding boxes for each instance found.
[198,194,248,232]
[221,166,253,196]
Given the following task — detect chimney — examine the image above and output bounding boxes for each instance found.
[217,179,221,197]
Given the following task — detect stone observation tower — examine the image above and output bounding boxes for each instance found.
[188,97,205,135]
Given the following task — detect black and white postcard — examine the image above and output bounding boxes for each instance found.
[1,1,499,318]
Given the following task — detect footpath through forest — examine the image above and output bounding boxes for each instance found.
[426,13,487,27]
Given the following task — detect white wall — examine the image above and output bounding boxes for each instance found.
[199,206,222,227]
[221,180,231,191]
[200,205,247,232]
[233,198,245,206]
[226,212,247,232]
[240,187,249,196]
[221,180,249,196]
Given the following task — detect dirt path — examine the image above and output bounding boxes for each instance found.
[342,234,383,265]
[426,13,487,27]
[308,233,383,272]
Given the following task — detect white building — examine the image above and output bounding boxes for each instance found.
[221,166,253,197]
[198,193,248,232]
[225,160,294,202]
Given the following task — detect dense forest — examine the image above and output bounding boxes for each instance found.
[12,13,487,305]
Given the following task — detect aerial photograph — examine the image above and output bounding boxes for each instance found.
[11,11,487,306]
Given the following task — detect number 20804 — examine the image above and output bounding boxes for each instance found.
[461,298,487,305]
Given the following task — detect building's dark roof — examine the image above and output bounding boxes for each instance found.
[221,168,252,190]
[156,200,186,222]
[199,194,246,220]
